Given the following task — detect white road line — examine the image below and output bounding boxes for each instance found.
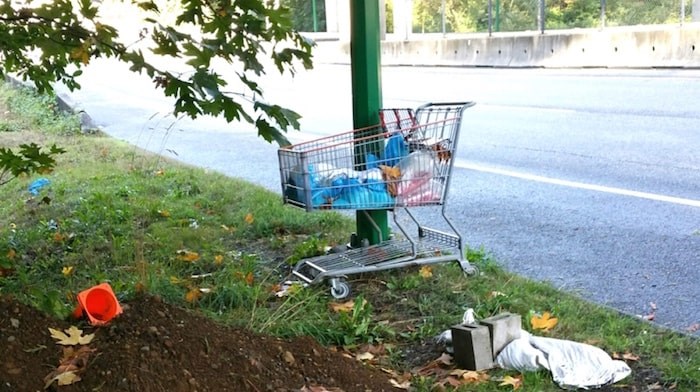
[455,160,700,208]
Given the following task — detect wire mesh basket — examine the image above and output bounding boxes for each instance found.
[279,102,474,211]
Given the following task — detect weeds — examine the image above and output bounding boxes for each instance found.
[1,83,699,391]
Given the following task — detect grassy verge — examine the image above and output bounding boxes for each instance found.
[1,83,698,391]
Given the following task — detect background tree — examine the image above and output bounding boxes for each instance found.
[0,0,313,146]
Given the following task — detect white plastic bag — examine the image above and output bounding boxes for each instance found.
[495,330,549,372]
[496,331,631,390]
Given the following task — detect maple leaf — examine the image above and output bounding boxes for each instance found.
[356,352,375,361]
[390,379,411,390]
[450,369,490,383]
[244,213,254,224]
[44,370,81,388]
[300,386,344,392]
[419,265,433,278]
[177,249,200,262]
[185,288,201,303]
[62,266,74,276]
[499,375,523,390]
[49,326,95,345]
[612,352,640,361]
[531,311,558,332]
[329,299,357,313]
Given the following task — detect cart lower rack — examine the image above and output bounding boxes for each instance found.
[278,102,477,298]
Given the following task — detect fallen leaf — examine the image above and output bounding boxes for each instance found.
[44,370,81,389]
[49,326,95,345]
[6,248,16,260]
[329,299,356,313]
[185,288,201,303]
[531,311,558,332]
[390,379,411,390]
[214,255,224,264]
[499,374,523,390]
[612,352,640,361]
[53,232,65,242]
[158,209,170,217]
[419,265,433,278]
[176,249,200,262]
[244,271,254,286]
[154,169,165,176]
[436,352,453,366]
[62,266,74,276]
[451,369,490,383]
[488,291,506,298]
[356,352,375,361]
[244,213,254,224]
[300,386,344,392]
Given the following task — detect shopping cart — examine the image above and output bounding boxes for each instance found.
[278,102,477,299]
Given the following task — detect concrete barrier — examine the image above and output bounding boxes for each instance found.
[311,24,700,68]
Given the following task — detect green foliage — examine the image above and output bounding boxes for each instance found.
[411,0,686,33]
[0,143,66,186]
[0,0,313,146]
[280,0,327,32]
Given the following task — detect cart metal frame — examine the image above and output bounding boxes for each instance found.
[278,102,477,299]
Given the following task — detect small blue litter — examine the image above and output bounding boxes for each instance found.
[28,178,50,196]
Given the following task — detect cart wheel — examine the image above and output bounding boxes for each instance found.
[462,264,479,277]
[330,279,351,300]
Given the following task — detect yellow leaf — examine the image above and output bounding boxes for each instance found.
[531,311,558,332]
[244,272,254,286]
[62,266,74,276]
[488,290,507,298]
[244,213,254,224]
[499,375,523,390]
[389,379,411,390]
[49,326,95,345]
[329,299,356,313]
[356,352,374,361]
[450,369,489,383]
[214,255,224,264]
[44,370,82,389]
[154,169,165,176]
[6,248,16,260]
[158,209,170,217]
[169,276,183,284]
[185,288,201,303]
[612,352,640,361]
[418,265,433,278]
[177,249,200,262]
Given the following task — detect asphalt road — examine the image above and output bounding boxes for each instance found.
[58,59,700,335]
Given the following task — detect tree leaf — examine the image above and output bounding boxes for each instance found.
[499,375,523,390]
[530,311,558,332]
[176,249,200,262]
[330,300,356,313]
[49,326,95,345]
[418,266,433,278]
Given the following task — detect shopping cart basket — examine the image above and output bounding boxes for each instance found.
[278,102,477,298]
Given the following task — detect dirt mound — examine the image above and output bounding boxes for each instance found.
[0,294,394,391]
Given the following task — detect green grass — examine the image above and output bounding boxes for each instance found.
[1,83,698,391]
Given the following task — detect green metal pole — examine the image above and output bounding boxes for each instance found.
[350,0,388,246]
